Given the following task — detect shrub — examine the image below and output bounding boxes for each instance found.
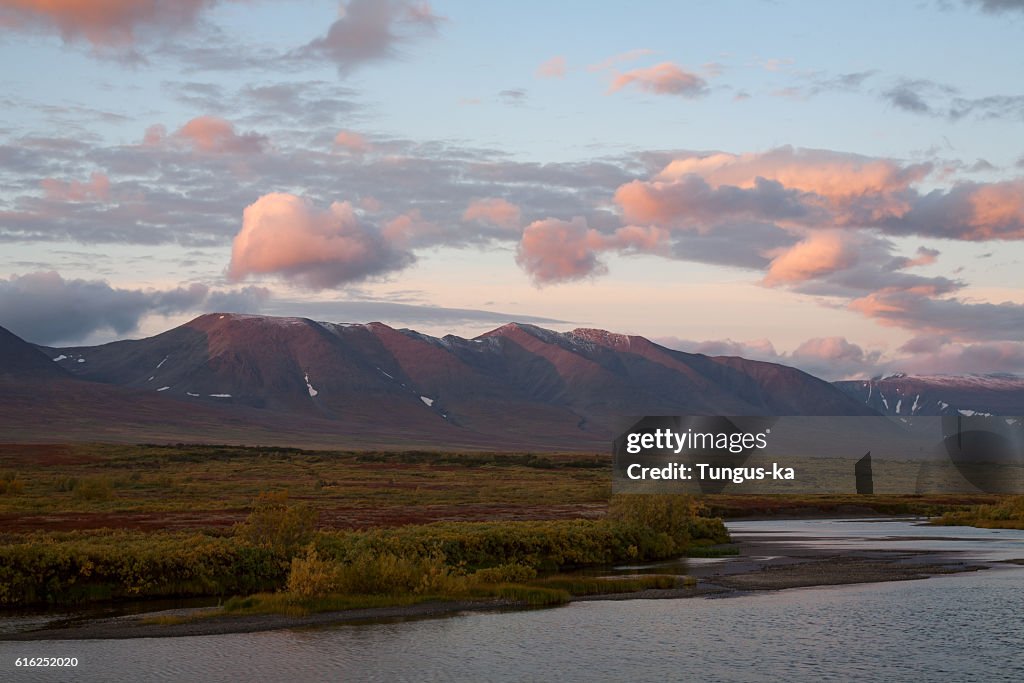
[331,550,465,596]
[286,549,340,598]
[236,492,318,556]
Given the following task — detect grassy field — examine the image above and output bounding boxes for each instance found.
[0,443,610,532]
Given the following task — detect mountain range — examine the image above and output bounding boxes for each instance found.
[834,374,1024,417]
[1,313,1020,450]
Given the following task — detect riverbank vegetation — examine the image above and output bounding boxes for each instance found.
[0,442,1007,611]
[0,492,722,608]
[933,495,1024,529]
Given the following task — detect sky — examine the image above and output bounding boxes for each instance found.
[1,0,1023,380]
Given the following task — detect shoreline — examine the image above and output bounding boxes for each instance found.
[1,527,1005,642]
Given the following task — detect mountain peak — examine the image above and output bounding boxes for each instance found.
[568,327,633,350]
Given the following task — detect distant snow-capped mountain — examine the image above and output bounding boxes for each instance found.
[834,374,1024,417]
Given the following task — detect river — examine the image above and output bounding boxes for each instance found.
[3,518,1023,682]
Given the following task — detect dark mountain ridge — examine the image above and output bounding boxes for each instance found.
[6,313,882,448]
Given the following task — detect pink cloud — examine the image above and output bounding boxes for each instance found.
[0,0,218,47]
[655,147,930,211]
[334,130,370,154]
[897,246,940,269]
[462,198,521,230]
[608,62,708,97]
[611,147,1020,243]
[174,116,267,154]
[964,180,1024,238]
[792,336,869,363]
[536,55,567,79]
[40,171,110,202]
[763,232,858,285]
[515,218,667,284]
[516,217,608,284]
[587,48,655,72]
[142,123,166,146]
[381,209,446,247]
[228,193,413,289]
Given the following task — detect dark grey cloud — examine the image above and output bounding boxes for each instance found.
[163,80,364,129]
[770,70,876,100]
[949,94,1024,121]
[298,0,443,75]
[850,287,1024,342]
[498,89,528,106]
[881,78,1024,122]
[0,271,264,344]
[882,82,935,114]
[667,222,793,270]
[962,0,1024,13]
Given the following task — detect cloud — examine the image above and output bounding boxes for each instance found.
[774,71,876,100]
[515,217,667,284]
[260,299,568,328]
[587,49,655,72]
[0,0,219,49]
[40,172,110,202]
[615,173,810,229]
[536,55,566,79]
[880,77,1024,122]
[849,287,1024,342]
[661,331,1024,379]
[608,62,708,97]
[381,210,447,248]
[174,116,267,154]
[882,80,941,114]
[0,270,264,345]
[896,246,940,268]
[516,217,607,284]
[301,0,442,75]
[881,180,1024,240]
[228,192,414,289]
[334,130,371,154]
[498,88,528,105]
[657,334,881,380]
[763,231,859,285]
[462,198,521,230]
[894,339,1024,375]
[652,147,929,206]
[615,147,1024,242]
[962,0,1024,14]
